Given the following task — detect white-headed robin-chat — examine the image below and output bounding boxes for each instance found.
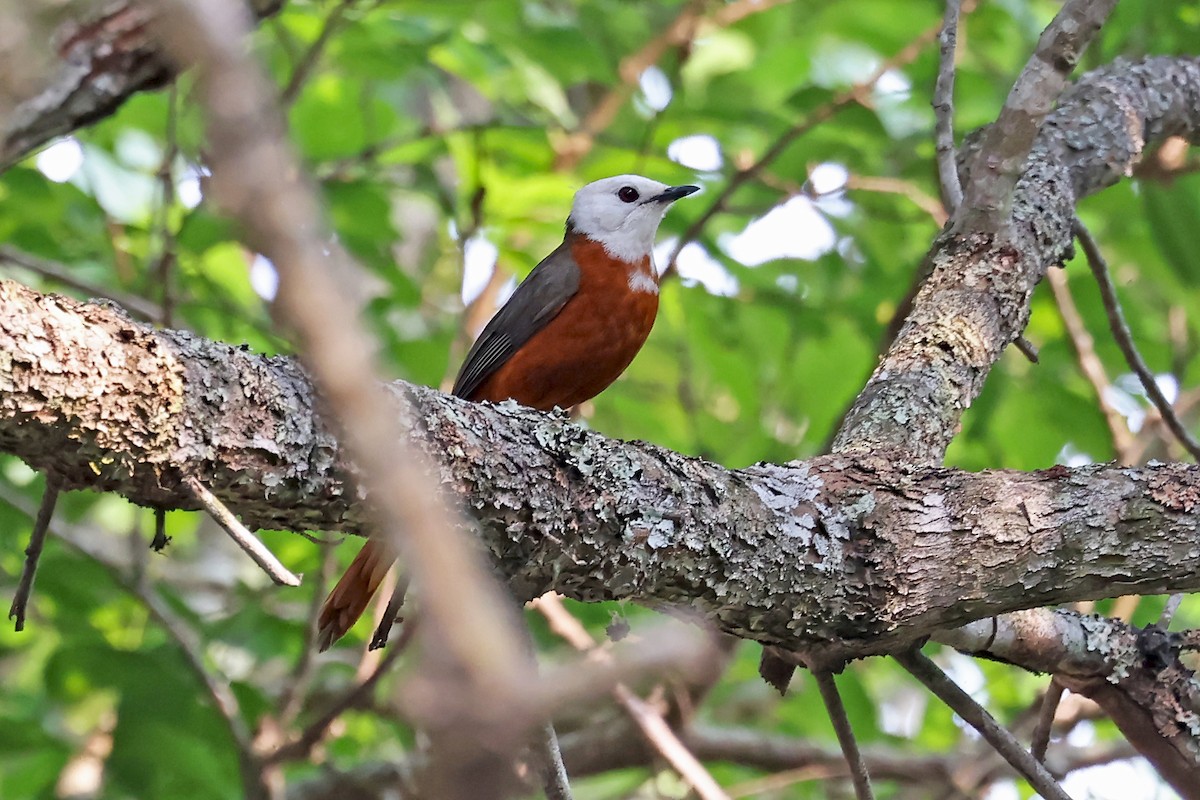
[317,174,699,650]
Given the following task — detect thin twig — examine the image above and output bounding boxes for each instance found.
[184,475,301,586]
[551,0,791,171]
[1045,267,1137,461]
[844,174,948,226]
[812,670,875,800]
[933,0,963,211]
[667,12,950,274]
[267,622,416,764]
[278,544,337,727]
[1031,679,1065,763]
[150,507,171,551]
[533,594,729,800]
[280,0,356,107]
[0,483,263,795]
[1014,336,1039,363]
[8,473,60,631]
[894,649,1072,800]
[539,722,574,800]
[1075,218,1200,461]
[368,571,409,650]
[1158,594,1185,628]
[0,245,161,321]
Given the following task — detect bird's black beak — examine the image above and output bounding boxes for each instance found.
[648,184,701,203]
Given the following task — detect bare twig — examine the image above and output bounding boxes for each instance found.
[844,174,948,226]
[8,473,60,631]
[958,0,1116,231]
[539,722,574,800]
[550,0,793,171]
[0,245,161,321]
[151,3,536,795]
[934,0,963,211]
[269,621,416,764]
[280,0,356,106]
[184,475,301,586]
[894,649,1072,800]
[667,13,949,273]
[1075,218,1200,461]
[1045,267,1137,460]
[368,571,408,650]
[150,507,171,551]
[1014,335,1039,363]
[1158,594,1185,628]
[1031,679,1066,763]
[533,594,730,800]
[0,483,263,795]
[813,670,875,800]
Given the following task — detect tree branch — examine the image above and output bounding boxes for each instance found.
[0,0,283,173]
[7,278,1200,667]
[833,55,1200,458]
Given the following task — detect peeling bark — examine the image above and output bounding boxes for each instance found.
[4,280,1200,667]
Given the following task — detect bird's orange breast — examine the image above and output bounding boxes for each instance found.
[468,237,659,410]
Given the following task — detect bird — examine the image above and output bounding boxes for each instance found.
[316,174,700,650]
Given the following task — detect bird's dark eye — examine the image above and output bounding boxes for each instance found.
[618,186,639,203]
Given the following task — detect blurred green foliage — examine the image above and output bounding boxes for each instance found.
[2,0,1199,798]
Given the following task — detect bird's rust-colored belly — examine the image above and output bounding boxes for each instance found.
[470,240,659,410]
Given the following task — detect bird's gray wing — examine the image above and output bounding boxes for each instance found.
[452,239,581,399]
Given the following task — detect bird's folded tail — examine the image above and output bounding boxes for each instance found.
[316,538,395,651]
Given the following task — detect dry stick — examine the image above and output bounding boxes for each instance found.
[278,546,337,728]
[8,474,60,631]
[1159,594,1185,628]
[552,0,787,171]
[152,4,534,796]
[1076,218,1200,461]
[280,0,356,107]
[894,649,1072,800]
[933,0,964,211]
[368,571,409,651]
[0,483,263,794]
[539,721,574,800]
[150,507,171,551]
[843,174,948,226]
[812,670,875,800]
[1031,680,1066,763]
[0,245,162,322]
[534,594,730,800]
[268,621,417,764]
[957,0,1117,232]
[666,12,948,274]
[1045,268,1137,460]
[184,475,301,587]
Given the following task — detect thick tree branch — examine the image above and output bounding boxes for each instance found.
[5,279,1200,668]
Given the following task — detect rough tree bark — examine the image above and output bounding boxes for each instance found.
[2,6,1200,794]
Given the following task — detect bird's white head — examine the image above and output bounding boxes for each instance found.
[567,175,699,264]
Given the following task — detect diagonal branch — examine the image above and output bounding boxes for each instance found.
[0,0,284,173]
[956,0,1117,232]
